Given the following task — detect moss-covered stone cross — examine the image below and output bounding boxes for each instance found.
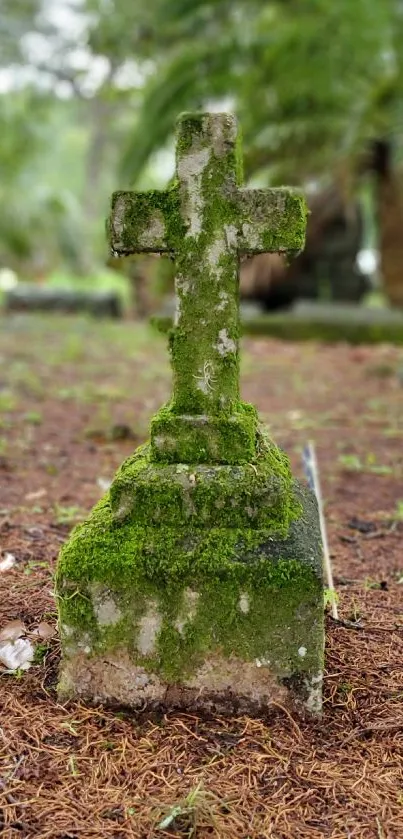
[109,112,307,463]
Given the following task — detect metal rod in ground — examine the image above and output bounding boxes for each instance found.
[302,441,338,620]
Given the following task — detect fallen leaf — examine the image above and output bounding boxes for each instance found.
[31,621,56,640]
[25,489,47,501]
[0,619,26,642]
[0,638,34,670]
[0,553,16,572]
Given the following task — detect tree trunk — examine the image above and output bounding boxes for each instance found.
[371,140,403,307]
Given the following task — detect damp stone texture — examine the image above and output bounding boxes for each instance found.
[56,112,324,716]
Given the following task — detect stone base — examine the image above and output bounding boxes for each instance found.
[150,402,257,464]
[56,440,324,716]
[60,652,304,716]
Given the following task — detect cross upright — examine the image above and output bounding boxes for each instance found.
[109,112,307,464]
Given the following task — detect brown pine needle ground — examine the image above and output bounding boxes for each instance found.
[0,316,402,839]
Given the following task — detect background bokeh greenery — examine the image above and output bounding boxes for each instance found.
[1,0,403,291]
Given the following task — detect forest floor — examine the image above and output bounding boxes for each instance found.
[0,314,402,839]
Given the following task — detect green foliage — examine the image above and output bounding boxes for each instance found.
[0,1,42,66]
[156,783,219,833]
[324,588,339,608]
[3,0,403,274]
[119,0,403,186]
[54,505,86,526]
[338,452,394,474]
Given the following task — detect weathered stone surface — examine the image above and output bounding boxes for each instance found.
[108,113,306,463]
[57,480,323,715]
[56,112,324,716]
[109,438,293,530]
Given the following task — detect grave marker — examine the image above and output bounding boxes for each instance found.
[110,113,306,463]
[56,113,324,716]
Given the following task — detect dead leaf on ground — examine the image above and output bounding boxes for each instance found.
[30,621,56,640]
[0,619,26,642]
[0,552,16,572]
[25,489,47,501]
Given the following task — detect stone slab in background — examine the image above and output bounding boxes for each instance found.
[4,284,122,319]
[153,298,403,344]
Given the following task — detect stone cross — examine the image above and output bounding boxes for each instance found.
[58,113,322,717]
[109,113,306,463]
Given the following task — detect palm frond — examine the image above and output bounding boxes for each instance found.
[119,39,238,185]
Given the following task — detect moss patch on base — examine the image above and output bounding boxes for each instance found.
[150,400,259,464]
[56,448,323,694]
[111,434,298,531]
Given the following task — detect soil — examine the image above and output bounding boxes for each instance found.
[0,313,402,839]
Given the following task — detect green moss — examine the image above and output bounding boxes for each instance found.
[153,572,321,681]
[110,436,298,530]
[260,190,307,255]
[167,116,241,421]
[56,434,320,685]
[176,112,205,157]
[62,113,322,692]
[150,400,258,464]
[108,113,308,465]
[56,481,322,682]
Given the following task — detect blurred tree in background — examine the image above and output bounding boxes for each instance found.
[1,0,403,302]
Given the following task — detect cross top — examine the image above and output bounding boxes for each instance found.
[109,112,307,464]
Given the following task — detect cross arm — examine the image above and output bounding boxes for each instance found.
[236,187,307,255]
[109,188,178,256]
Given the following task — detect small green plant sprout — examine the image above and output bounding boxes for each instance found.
[338,454,362,471]
[23,411,43,426]
[60,721,81,737]
[67,756,80,777]
[33,643,49,665]
[54,504,85,525]
[366,361,396,378]
[393,500,403,521]
[45,463,59,476]
[155,783,219,835]
[23,560,49,576]
[338,453,393,475]
[363,578,385,591]
[348,598,361,623]
[324,588,340,610]
[338,681,354,698]
[0,391,17,412]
